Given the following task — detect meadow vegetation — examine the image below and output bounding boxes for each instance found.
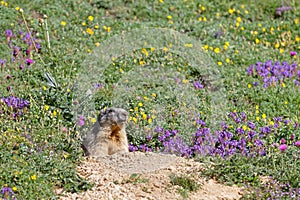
[0,0,300,199]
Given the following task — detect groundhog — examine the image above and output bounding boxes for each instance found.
[82,107,129,157]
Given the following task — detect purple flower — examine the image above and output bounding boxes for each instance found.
[193,81,204,89]
[94,83,103,89]
[280,138,286,144]
[5,29,13,38]
[290,51,297,57]
[279,144,287,152]
[295,141,300,147]
[26,58,34,65]
[0,59,6,68]
[78,116,85,126]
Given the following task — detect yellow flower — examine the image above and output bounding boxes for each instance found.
[226,58,230,63]
[255,110,259,114]
[119,68,124,73]
[12,186,17,191]
[255,38,260,44]
[139,60,146,65]
[236,17,242,22]
[295,18,299,25]
[141,48,149,57]
[216,13,220,18]
[94,25,99,29]
[31,175,37,180]
[203,45,209,50]
[256,116,260,121]
[262,113,267,119]
[61,21,66,26]
[203,17,207,22]
[240,5,245,9]
[15,6,20,11]
[159,0,163,2]
[244,10,249,14]
[182,79,188,84]
[184,43,193,47]
[142,113,147,120]
[256,105,259,110]
[43,86,47,91]
[82,22,86,26]
[90,117,96,123]
[86,28,94,35]
[248,83,252,88]
[296,36,300,42]
[214,47,220,53]
[282,82,286,88]
[67,88,71,93]
[45,105,49,111]
[53,110,57,116]
[201,6,206,11]
[132,117,137,123]
[228,8,235,14]
[163,46,168,52]
[242,125,247,131]
[148,118,152,123]
[138,102,143,107]
[134,107,138,111]
[262,28,266,32]
[284,101,288,105]
[88,15,94,21]
[218,61,222,66]
[151,93,157,98]
[279,48,284,54]
[269,121,274,126]
[235,22,240,27]
[167,15,172,19]
[150,47,155,52]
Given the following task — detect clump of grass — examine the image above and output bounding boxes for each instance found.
[121,173,149,185]
[169,174,200,199]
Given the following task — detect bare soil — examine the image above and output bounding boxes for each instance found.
[57,152,243,200]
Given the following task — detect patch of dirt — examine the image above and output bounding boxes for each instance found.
[57,152,243,200]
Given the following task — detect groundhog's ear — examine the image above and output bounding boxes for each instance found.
[98,109,106,121]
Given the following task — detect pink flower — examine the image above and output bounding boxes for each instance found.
[295,141,300,147]
[62,127,68,133]
[26,58,34,65]
[279,144,287,152]
[290,51,297,57]
[280,138,286,144]
[78,116,85,126]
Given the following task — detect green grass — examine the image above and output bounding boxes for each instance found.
[0,0,300,199]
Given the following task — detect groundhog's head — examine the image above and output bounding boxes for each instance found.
[97,107,128,130]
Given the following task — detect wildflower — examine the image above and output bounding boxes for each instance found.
[218,61,222,66]
[86,28,94,35]
[247,84,252,88]
[138,102,143,107]
[88,15,94,21]
[78,116,85,126]
[193,81,204,89]
[61,21,66,26]
[5,29,13,38]
[280,138,286,144]
[228,8,235,14]
[295,141,300,147]
[278,144,287,152]
[167,15,172,19]
[62,127,67,133]
[26,58,34,65]
[31,174,37,180]
[290,51,297,57]
[214,47,220,53]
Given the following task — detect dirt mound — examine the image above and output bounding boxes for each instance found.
[58,152,243,200]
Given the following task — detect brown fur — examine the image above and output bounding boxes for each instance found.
[82,108,129,157]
